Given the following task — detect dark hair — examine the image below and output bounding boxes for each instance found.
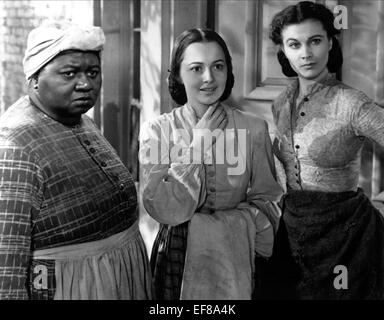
[269,1,343,77]
[168,28,234,105]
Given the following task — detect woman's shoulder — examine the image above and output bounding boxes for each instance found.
[0,96,38,139]
[0,96,31,123]
[143,105,187,131]
[332,80,370,99]
[231,106,267,126]
[273,85,292,104]
[331,81,374,113]
[0,97,45,158]
[270,85,295,118]
[143,111,172,131]
[229,106,268,136]
[140,107,183,142]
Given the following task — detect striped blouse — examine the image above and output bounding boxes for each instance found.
[0,96,137,299]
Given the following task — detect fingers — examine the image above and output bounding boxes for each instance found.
[216,112,228,130]
[214,109,226,125]
[203,103,223,119]
[217,115,228,130]
[210,104,224,118]
[212,106,227,126]
[195,104,228,131]
[203,105,218,119]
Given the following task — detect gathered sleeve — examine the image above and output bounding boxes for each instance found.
[351,91,384,147]
[214,120,283,257]
[140,119,206,226]
[0,142,43,300]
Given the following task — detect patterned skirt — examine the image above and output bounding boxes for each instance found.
[263,188,384,300]
[150,222,189,300]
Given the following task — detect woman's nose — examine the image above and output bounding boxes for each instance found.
[301,45,313,60]
[202,68,214,82]
[75,74,92,90]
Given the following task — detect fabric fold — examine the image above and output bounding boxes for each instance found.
[32,222,152,300]
[180,210,258,300]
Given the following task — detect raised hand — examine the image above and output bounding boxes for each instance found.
[195,103,228,132]
[191,104,228,157]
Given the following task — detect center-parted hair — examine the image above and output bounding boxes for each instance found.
[168,28,235,105]
[269,1,343,77]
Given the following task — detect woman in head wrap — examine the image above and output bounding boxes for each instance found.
[0,21,152,300]
[265,1,384,299]
[140,28,283,300]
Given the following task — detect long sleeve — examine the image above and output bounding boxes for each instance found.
[181,119,284,299]
[0,143,43,299]
[140,119,206,226]
[215,120,283,257]
[247,120,283,232]
[351,91,384,147]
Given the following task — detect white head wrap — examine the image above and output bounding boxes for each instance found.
[23,20,105,80]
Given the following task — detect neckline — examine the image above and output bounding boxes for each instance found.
[286,72,337,99]
[28,95,83,128]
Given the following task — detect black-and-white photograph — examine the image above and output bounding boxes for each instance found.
[0,0,383,309]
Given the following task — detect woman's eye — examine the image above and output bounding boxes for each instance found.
[288,42,300,49]
[61,71,75,78]
[191,66,202,72]
[311,38,322,45]
[87,70,100,78]
[214,64,225,70]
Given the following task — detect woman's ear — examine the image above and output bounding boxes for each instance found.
[329,37,333,52]
[33,76,39,90]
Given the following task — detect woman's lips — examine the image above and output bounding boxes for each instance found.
[200,87,216,92]
[301,63,316,69]
[75,96,92,101]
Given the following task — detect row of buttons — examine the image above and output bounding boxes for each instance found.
[74,132,126,191]
[293,155,300,185]
[292,96,308,186]
[206,165,216,209]
[207,169,216,194]
[294,166,300,185]
[84,139,108,167]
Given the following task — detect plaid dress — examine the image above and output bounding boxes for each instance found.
[0,96,152,300]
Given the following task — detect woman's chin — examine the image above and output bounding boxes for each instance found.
[199,97,221,107]
[298,67,329,81]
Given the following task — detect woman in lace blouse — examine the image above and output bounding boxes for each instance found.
[140,28,283,299]
[265,1,384,299]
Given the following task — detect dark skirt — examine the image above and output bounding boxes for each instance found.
[263,188,384,300]
[150,222,189,300]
